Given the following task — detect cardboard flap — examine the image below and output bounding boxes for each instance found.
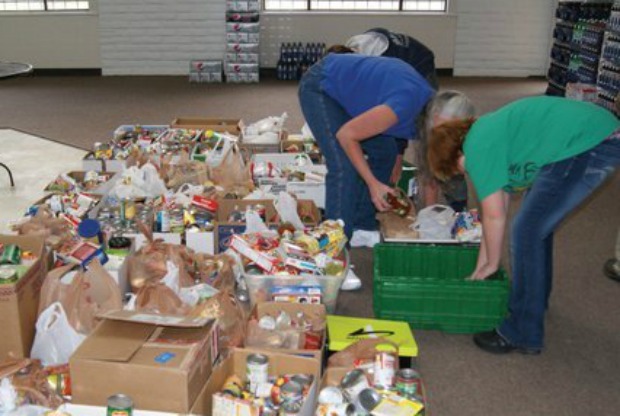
[98,309,213,328]
[74,320,154,362]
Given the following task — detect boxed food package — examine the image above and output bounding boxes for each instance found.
[190,348,320,416]
[70,312,219,413]
[0,235,47,358]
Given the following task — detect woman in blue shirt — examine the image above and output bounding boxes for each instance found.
[298,54,433,289]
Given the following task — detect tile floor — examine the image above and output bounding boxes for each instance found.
[0,129,85,233]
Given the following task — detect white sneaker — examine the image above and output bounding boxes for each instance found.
[341,268,362,291]
[350,230,381,248]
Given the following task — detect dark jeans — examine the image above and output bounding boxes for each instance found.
[298,60,397,239]
[498,133,620,349]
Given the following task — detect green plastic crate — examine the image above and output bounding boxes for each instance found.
[373,243,510,333]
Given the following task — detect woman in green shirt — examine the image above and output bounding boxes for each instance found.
[428,96,620,354]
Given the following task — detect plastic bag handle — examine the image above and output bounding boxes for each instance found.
[37,302,67,332]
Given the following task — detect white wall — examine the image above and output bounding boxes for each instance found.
[0,12,100,68]
[0,0,556,76]
[99,0,225,75]
[454,0,555,76]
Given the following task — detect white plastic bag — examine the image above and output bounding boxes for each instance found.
[111,163,167,199]
[244,209,272,234]
[0,378,18,414]
[274,192,305,231]
[30,302,86,367]
[411,204,456,240]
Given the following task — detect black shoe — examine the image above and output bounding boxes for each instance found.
[604,259,620,282]
[473,329,541,355]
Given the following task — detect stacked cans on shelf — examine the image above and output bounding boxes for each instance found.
[225,1,261,83]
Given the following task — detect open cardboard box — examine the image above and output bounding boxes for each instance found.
[215,199,277,253]
[189,348,321,416]
[243,302,327,364]
[44,171,118,196]
[0,235,47,359]
[170,117,244,136]
[82,151,137,173]
[71,311,219,413]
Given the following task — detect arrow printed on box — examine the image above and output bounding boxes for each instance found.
[347,325,395,339]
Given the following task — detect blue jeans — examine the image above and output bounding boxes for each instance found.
[499,133,620,349]
[298,59,398,239]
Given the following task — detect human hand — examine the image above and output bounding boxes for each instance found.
[468,263,498,280]
[369,181,394,212]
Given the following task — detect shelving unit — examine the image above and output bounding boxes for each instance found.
[596,1,620,114]
[546,1,612,97]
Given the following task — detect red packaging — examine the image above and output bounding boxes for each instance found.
[191,195,219,212]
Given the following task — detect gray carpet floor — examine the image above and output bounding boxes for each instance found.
[1,74,619,415]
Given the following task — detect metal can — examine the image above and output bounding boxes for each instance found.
[0,265,18,284]
[169,208,185,233]
[107,394,133,416]
[156,210,171,233]
[247,353,269,393]
[373,344,397,389]
[0,244,21,265]
[280,380,303,403]
[315,403,355,416]
[317,386,345,405]
[395,368,422,397]
[291,374,314,392]
[278,400,302,415]
[358,388,382,412]
[340,369,369,402]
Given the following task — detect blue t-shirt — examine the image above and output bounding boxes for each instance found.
[320,54,433,139]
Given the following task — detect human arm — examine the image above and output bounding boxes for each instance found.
[336,104,398,211]
[470,190,509,280]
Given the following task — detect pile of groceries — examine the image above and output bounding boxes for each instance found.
[0,117,428,416]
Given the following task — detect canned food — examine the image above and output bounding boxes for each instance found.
[317,386,345,405]
[169,209,185,233]
[156,210,170,232]
[107,393,133,416]
[315,403,355,416]
[247,353,269,393]
[280,380,303,403]
[278,400,302,415]
[395,368,422,397]
[0,265,18,284]
[358,388,382,411]
[0,244,21,265]
[290,374,314,391]
[373,344,397,389]
[340,369,370,402]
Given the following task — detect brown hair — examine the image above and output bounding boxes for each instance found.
[427,118,476,181]
[325,44,355,54]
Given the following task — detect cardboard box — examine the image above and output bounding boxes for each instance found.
[215,199,277,253]
[170,117,243,135]
[82,152,136,173]
[44,171,118,196]
[0,235,47,358]
[189,348,320,416]
[71,312,219,413]
[245,302,326,363]
[287,181,326,209]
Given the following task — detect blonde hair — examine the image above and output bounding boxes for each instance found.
[427,118,476,181]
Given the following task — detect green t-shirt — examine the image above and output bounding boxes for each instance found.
[464,96,620,201]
